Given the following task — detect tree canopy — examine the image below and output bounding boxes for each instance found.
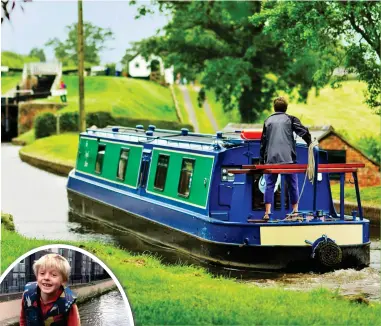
[254,1,380,113]
[1,0,29,24]
[29,47,46,62]
[132,1,380,121]
[131,1,337,122]
[45,21,114,66]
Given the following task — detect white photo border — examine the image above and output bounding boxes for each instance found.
[0,243,135,326]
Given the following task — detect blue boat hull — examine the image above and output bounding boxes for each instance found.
[67,187,370,272]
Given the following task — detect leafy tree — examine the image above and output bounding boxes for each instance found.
[29,47,46,62]
[131,1,329,122]
[1,0,29,24]
[121,47,137,73]
[45,21,114,66]
[254,1,381,113]
[357,135,381,165]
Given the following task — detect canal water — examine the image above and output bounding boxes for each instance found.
[79,290,132,326]
[2,144,380,301]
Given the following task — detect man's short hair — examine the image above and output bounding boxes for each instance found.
[273,97,288,112]
[33,253,71,282]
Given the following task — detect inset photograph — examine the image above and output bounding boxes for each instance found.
[0,245,134,326]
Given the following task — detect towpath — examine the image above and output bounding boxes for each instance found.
[179,85,199,132]
[192,85,219,132]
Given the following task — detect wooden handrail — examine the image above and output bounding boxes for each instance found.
[241,163,365,169]
[228,167,359,174]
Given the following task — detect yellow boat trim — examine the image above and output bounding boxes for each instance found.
[260,224,363,246]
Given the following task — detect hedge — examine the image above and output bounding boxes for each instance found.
[34,111,194,139]
[34,112,56,139]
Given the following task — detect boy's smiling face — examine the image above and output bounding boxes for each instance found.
[37,267,64,296]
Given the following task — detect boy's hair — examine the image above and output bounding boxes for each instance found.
[273,96,288,112]
[33,254,71,282]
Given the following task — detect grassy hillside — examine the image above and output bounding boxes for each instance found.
[180,81,379,143]
[1,51,40,68]
[173,85,190,124]
[46,76,178,121]
[1,74,21,94]
[285,81,380,143]
[187,86,215,133]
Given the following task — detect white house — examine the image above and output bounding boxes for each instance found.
[90,65,106,76]
[128,54,174,85]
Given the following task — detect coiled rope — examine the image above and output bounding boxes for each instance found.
[291,139,319,214]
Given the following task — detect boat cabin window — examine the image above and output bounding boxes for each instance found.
[221,166,235,182]
[154,154,170,191]
[178,158,195,198]
[326,150,346,180]
[95,144,106,174]
[117,148,130,181]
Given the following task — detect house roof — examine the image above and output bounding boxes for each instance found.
[223,123,379,167]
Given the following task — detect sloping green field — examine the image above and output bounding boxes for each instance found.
[1,75,178,121]
[285,81,380,143]
[1,74,22,94]
[177,80,380,143]
[1,51,40,69]
[57,76,178,121]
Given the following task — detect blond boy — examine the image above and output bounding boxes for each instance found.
[20,253,81,326]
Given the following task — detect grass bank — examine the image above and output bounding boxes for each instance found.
[187,86,215,133]
[173,85,190,125]
[2,225,380,325]
[1,74,22,94]
[185,81,379,142]
[12,129,35,145]
[41,76,178,121]
[19,133,79,167]
[330,184,380,207]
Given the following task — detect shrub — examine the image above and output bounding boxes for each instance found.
[59,111,79,132]
[34,112,57,139]
[1,212,15,231]
[85,111,193,131]
[86,112,115,128]
[34,111,194,139]
[357,135,381,165]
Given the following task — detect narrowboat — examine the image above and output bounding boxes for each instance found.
[67,125,370,271]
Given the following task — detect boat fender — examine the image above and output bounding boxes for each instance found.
[309,235,342,267]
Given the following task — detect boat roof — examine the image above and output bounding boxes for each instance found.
[82,126,246,152]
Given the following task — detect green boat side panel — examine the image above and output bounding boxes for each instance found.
[146,148,215,208]
[76,137,143,188]
[76,137,99,174]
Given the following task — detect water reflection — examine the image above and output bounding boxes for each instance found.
[79,290,131,326]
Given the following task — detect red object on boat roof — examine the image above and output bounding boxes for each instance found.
[240,130,262,140]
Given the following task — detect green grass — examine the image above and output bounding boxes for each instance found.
[282,81,380,143]
[330,184,380,207]
[205,89,241,129]
[173,85,190,124]
[187,86,215,133]
[13,128,36,145]
[1,51,40,69]
[2,226,380,325]
[20,133,79,167]
[194,81,379,143]
[41,76,178,121]
[1,74,22,94]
